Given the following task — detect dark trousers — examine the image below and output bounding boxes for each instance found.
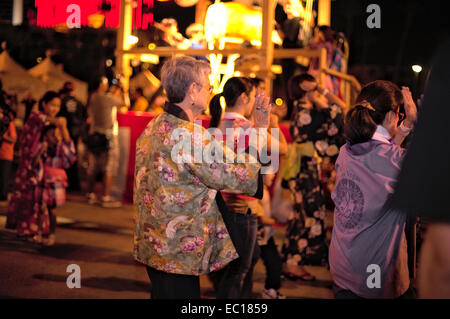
[0,159,12,201]
[67,162,80,191]
[216,209,258,299]
[332,284,363,299]
[48,207,56,235]
[241,240,261,298]
[260,237,283,290]
[146,266,200,299]
[333,283,417,299]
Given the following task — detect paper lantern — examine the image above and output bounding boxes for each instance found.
[175,0,199,7]
[205,2,262,43]
[88,13,105,29]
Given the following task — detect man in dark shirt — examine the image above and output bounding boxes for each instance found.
[57,81,87,191]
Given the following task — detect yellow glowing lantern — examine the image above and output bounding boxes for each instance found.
[175,0,199,7]
[271,65,282,74]
[127,35,139,46]
[140,54,159,64]
[88,13,105,29]
[204,2,262,44]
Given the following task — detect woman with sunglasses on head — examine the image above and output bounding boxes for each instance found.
[329,80,417,298]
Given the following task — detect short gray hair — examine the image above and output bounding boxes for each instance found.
[161,56,211,103]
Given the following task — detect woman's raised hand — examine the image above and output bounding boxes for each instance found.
[253,93,271,128]
[402,86,417,127]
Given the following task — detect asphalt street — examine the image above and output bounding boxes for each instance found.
[0,193,333,299]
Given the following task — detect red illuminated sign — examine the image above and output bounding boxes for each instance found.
[35,0,154,29]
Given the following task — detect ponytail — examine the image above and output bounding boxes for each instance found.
[209,76,254,128]
[345,80,403,144]
[344,102,377,144]
[209,93,223,128]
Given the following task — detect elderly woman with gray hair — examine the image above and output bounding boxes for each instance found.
[133,56,271,299]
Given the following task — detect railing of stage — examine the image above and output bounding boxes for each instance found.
[117,46,362,107]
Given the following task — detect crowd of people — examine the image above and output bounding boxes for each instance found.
[1,2,449,299]
[130,49,441,299]
[0,75,131,245]
[1,47,448,298]
[131,38,450,299]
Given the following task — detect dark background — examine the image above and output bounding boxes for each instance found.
[1,0,449,95]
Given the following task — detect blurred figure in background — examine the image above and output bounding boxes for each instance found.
[0,79,12,140]
[256,173,287,299]
[186,23,206,49]
[146,86,166,115]
[21,91,37,124]
[281,73,346,280]
[6,91,76,246]
[0,100,17,206]
[131,87,149,112]
[35,122,76,246]
[186,23,209,63]
[275,0,314,119]
[308,25,341,96]
[157,18,190,49]
[57,81,87,192]
[85,81,122,208]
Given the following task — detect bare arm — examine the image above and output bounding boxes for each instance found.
[316,84,348,112]
[58,117,71,143]
[393,87,417,146]
[1,122,17,144]
[266,114,288,156]
[1,135,16,144]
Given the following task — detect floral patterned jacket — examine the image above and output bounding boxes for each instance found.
[290,102,346,159]
[134,103,262,275]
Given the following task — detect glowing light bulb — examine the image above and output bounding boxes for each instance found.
[412,65,422,73]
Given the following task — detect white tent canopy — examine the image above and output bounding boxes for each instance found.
[0,50,47,103]
[28,55,88,104]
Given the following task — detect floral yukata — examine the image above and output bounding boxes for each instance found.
[282,102,345,266]
[6,112,76,236]
[39,140,76,209]
[134,103,261,276]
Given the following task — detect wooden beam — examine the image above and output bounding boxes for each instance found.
[195,0,211,25]
[322,67,361,91]
[319,47,327,86]
[260,0,275,95]
[118,48,264,56]
[119,47,326,59]
[273,48,324,59]
[116,0,133,95]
